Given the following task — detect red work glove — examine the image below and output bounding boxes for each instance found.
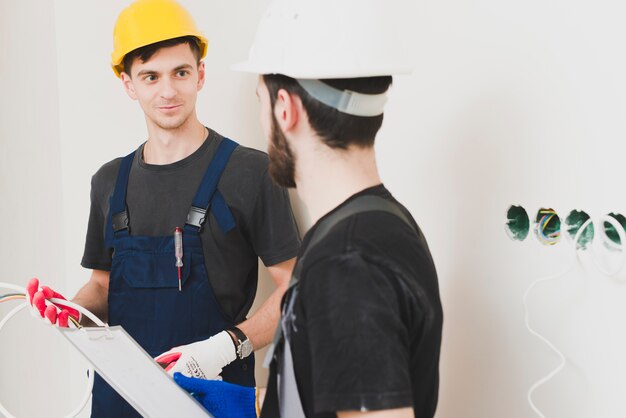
[26,278,79,328]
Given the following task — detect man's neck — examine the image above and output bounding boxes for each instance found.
[295,142,381,225]
[143,119,207,165]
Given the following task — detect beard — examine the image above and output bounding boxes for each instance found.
[268,114,297,188]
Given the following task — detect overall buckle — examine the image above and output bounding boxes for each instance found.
[112,211,129,232]
[186,206,207,230]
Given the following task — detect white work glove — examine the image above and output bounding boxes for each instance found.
[155,331,237,380]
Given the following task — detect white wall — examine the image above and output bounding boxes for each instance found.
[1,0,626,417]
[378,1,626,417]
[0,1,77,417]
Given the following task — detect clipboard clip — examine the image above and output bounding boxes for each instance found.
[85,324,114,340]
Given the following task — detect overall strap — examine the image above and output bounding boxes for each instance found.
[185,138,238,235]
[108,151,136,240]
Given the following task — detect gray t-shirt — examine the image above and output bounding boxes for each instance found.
[81,128,301,322]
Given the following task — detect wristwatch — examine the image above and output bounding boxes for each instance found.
[227,326,253,359]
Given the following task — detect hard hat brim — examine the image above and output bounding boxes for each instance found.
[112,34,208,78]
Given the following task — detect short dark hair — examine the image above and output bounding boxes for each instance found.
[122,36,203,77]
[263,74,393,149]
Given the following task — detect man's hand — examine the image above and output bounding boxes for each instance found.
[26,278,79,328]
[173,373,258,418]
[155,331,236,380]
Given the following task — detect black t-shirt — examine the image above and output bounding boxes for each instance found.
[263,185,442,418]
[81,129,301,322]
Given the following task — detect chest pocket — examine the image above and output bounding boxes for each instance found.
[113,246,192,290]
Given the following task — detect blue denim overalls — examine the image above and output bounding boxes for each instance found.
[92,138,255,417]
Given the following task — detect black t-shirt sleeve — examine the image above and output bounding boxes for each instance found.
[81,174,113,271]
[302,251,414,413]
[247,168,301,266]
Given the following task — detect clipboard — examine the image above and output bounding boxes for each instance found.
[58,326,211,418]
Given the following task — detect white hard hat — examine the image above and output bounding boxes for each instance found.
[232,0,413,79]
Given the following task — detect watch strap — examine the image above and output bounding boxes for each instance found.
[228,326,248,344]
[227,326,251,359]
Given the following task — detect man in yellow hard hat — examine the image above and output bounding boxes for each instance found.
[171,0,443,417]
[27,0,300,416]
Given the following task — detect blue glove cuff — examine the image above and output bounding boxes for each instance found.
[174,373,257,418]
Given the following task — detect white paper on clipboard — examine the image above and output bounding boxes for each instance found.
[58,326,211,418]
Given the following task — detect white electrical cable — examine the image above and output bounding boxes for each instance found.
[0,302,30,418]
[523,218,626,417]
[592,215,626,277]
[523,219,590,418]
[0,282,26,293]
[0,282,107,418]
[48,297,106,328]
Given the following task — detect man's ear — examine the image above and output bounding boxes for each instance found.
[273,88,301,134]
[120,72,137,100]
[197,61,206,91]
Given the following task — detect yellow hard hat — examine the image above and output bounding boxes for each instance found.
[111,0,208,77]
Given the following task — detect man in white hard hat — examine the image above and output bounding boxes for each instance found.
[26,0,301,416]
[173,1,443,417]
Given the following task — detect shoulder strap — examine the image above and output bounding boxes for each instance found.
[268,194,415,353]
[106,138,239,243]
[107,151,136,241]
[292,195,413,289]
[185,138,238,234]
[268,194,416,417]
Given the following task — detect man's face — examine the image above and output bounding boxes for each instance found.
[122,43,204,131]
[257,78,296,188]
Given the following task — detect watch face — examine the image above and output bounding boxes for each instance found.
[239,339,253,358]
